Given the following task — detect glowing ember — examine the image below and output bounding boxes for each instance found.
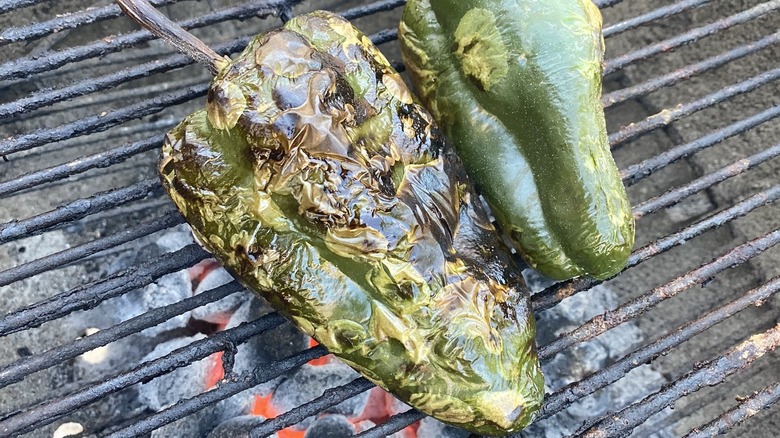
[307,339,334,366]
[250,394,306,438]
[205,352,225,389]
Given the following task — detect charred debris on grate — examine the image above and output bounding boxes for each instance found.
[1,0,779,437]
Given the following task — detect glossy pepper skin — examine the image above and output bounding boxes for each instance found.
[399,0,635,280]
[159,12,543,435]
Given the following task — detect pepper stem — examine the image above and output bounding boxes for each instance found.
[115,0,229,75]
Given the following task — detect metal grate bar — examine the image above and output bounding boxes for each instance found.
[533,184,780,312]
[105,345,329,438]
[250,377,374,438]
[604,32,780,108]
[684,382,780,438]
[540,277,780,421]
[595,0,625,8]
[0,0,42,14]
[604,0,780,75]
[0,0,179,46]
[0,135,163,198]
[620,105,780,186]
[355,409,427,438]
[0,313,288,437]
[0,282,243,388]
[0,52,200,120]
[0,210,183,287]
[0,178,158,245]
[633,144,780,219]
[602,0,709,38]
[538,229,780,360]
[0,84,208,157]
[577,324,780,437]
[0,244,208,337]
[609,68,780,148]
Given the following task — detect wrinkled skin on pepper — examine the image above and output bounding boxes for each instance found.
[159,11,543,435]
[399,0,635,280]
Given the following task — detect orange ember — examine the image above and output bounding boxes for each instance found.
[307,339,334,366]
[205,352,224,389]
[251,394,307,438]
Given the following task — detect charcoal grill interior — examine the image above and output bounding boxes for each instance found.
[1,0,779,437]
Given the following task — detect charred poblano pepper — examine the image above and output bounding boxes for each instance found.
[117,1,544,433]
[399,0,635,280]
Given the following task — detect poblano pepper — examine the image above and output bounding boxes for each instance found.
[399,0,635,280]
[116,1,544,434]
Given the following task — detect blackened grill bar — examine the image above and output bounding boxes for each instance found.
[0,178,159,245]
[0,0,777,436]
[608,68,780,149]
[0,210,184,287]
[603,0,780,75]
[0,244,208,336]
[0,313,289,436]
[603,32,780,108]
[0,281,244,387]
[0,0,180,46]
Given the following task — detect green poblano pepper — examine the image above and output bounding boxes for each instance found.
[399,0,636,280]
[159,11,543,435]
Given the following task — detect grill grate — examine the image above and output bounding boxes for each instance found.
[1,0,778,437]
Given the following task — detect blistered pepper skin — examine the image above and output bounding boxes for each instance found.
[399,0,635,280]
[159,12,543,435]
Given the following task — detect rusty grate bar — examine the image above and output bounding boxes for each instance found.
[0,0,42,14]
[577,324,780,437]
[533,184,780,312]
[603,32,780,108]
[540,277,780,420]
[609,68,780,148]
[604,0,780,75]
[0,281,243,387]
[620,105,780,186]
[684,382,780,438]
[633,144,780,219]
[0,313,288,436]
